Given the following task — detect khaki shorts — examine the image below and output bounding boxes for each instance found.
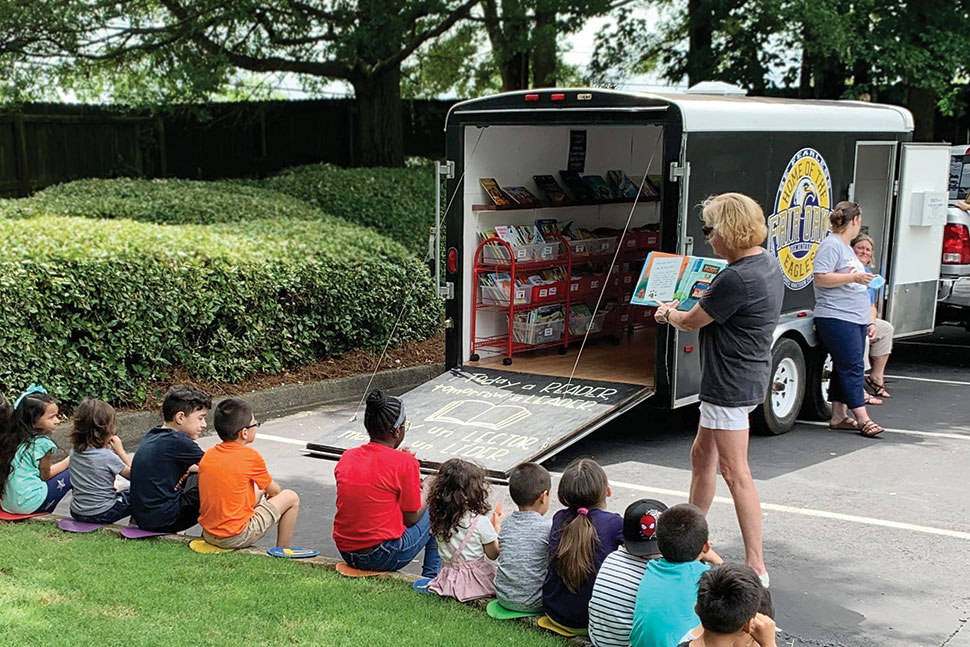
[864,318,894,370]
[203,499,281,549]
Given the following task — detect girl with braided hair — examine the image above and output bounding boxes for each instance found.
[332,389,440,577]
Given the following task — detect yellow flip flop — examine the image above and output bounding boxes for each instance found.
[336,562,382,577]
[189,539,233,554]
[537,615,580,637]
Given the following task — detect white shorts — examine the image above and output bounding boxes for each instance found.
[699,402,757,431]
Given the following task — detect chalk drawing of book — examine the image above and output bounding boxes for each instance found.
[426,400,531,430]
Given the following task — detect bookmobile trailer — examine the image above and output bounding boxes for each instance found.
[308,89,949,478]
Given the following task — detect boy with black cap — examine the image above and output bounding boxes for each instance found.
[587,499,668,647]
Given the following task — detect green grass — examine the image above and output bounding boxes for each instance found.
[0,523,563,647]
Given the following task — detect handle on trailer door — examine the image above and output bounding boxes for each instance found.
[435,160,455,299]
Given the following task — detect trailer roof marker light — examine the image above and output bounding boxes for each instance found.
[577,93,592,101]
[525,94,540,102]
[684,345,694,353]
[551,93,566,102]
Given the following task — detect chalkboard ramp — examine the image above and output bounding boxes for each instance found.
[306,367,653,479]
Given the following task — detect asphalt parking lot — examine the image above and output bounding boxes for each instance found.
[50,326,970,647]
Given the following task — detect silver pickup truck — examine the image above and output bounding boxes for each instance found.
[939,145,970,329]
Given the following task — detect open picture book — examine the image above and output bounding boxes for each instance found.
[631,252,727,311]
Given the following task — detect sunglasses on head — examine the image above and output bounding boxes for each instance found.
[702,225,715,237]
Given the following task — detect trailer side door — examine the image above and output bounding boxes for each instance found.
[885,143,951,337]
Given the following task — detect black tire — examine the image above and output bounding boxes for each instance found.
[469,353,480,362]
[800,345,833,421]
[502,357,513,366]
[752,338,806,436]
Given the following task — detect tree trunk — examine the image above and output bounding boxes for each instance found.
[351,65,405,167]
[907,86,937,142]
[532,6,557,87]
[686,0,715,86]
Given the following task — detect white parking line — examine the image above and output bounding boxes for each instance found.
[885,374,970,387]
[549,472,970,542]
[256,432,310,447]
[796,419,970,441]
[273,432,970,540]
[895,340,970,349]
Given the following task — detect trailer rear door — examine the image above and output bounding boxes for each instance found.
[885,143,951,337]
[306,367,653,479]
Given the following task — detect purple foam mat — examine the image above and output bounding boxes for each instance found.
[120,526,171,539]
[58,518,106,533]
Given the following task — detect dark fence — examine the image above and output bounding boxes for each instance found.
[0,99,454,197]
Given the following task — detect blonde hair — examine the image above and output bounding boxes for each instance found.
[701,193,767,250]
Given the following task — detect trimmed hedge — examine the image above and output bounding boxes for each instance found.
[257,164,437,256]
[0,211,441,406]
[12,178,328,226]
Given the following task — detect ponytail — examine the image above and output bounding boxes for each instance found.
[554,509,601,593]
[553,458,610,593]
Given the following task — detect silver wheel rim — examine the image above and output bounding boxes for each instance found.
[771,357,799,419]
[820,354,833,403]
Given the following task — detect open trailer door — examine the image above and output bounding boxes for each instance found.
[885,143,951,338]
[307,367,653,479]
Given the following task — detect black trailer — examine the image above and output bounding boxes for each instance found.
[308,88,949,477]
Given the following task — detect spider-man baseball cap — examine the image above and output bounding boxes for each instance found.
[622,499,668,557]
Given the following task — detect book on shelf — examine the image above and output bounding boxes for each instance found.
[532,175,568,203]
[582,175,616,201]
[480,178,512,206]
[607,170,639,199]
[631,252,727,310]
[559,170,597,202]
[515,305,565,325]
[504,186,539,205]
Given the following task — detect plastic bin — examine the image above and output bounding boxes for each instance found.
[511,319,565,345]
[569,312,607,336]
[567,236,617,257]
[482,241,559,263]
[479,285,530,306]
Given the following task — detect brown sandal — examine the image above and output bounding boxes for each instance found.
[829,417,860,431]
[859,420,884,437]
[866,376,892,398]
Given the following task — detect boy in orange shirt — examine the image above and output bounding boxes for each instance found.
[198,398,300,550]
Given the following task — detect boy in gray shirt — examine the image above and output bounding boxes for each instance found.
[493,463,552,612]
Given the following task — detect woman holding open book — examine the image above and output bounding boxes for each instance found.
[653,192,783,589]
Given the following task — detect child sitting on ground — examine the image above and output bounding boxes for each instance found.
[130,385,210,532]
[427,458,503,602]
[69,398,133,524]
[542,457,624,634]
[680,563,777,647]
[587,498,668,647]
[493,462,552,613]
[198,398,301,549]
[0,386,71,515]
[630,503,723,647]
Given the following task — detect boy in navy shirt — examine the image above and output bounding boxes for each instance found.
[130,386,211,532]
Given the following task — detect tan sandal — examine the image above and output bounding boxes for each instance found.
[829,417,860,431]
[859,420,884,438]
[864,392,883,406]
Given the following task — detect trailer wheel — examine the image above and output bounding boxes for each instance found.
[801,346,833,421]
[752,339,805,436]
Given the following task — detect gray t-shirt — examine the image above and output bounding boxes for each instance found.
[493,510,552,612]
[69,447,126,516]
[811,234,871,325]
[698,250,784,407]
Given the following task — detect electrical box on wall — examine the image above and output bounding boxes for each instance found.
[911,191,947,226]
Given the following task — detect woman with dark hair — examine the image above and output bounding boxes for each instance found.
[812,201,883,437]
[332,389,440,577]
